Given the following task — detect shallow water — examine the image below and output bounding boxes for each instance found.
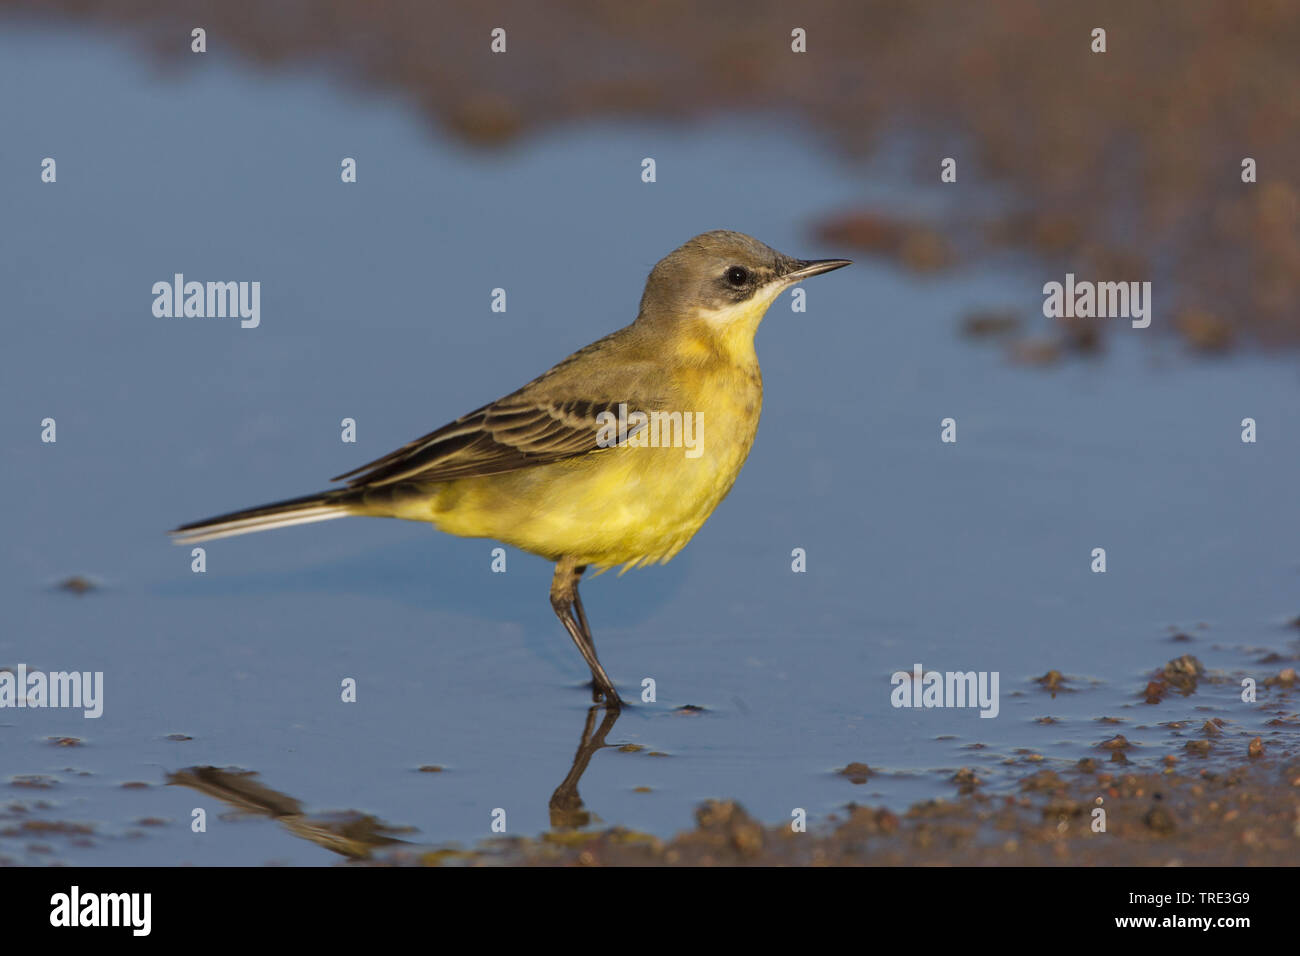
[2,21,1297,865]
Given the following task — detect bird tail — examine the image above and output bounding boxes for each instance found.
[170,490,356,544]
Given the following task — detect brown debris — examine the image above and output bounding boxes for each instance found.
[961,310,1022,338]
[838,762,872,785]
[1175,308,1235,353]
[815,213,953,272]
[1145,654,1206,702]
[1264,667,1298,688]
[1035,670,1069,694]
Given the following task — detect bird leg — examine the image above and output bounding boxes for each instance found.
[548,703,622,828]
[571,564,592,643]
[550,558,621,709]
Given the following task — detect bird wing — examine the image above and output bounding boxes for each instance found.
[331,396,646,487]
[331,334,664,488]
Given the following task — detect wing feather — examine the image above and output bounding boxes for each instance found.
[331,395,652,488]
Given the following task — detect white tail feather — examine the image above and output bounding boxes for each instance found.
[171,504,349,544]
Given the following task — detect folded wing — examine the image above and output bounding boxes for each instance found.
[331,395,646,487]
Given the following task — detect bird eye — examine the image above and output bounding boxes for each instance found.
[725,265,750,287]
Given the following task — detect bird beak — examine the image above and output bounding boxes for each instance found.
[781,258,853,283]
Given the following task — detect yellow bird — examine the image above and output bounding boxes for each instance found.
[172,231,850,709]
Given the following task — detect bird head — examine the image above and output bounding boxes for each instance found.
[636,230,850,347]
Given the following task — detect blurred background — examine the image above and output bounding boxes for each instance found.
[1,1,1296,865]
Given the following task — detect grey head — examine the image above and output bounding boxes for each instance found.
[635,230,851,325]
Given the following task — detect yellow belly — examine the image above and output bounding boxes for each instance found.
[383,381,761,570]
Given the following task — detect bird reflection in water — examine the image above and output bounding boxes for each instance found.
[166,766,415,861]
[166,705,624,860]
